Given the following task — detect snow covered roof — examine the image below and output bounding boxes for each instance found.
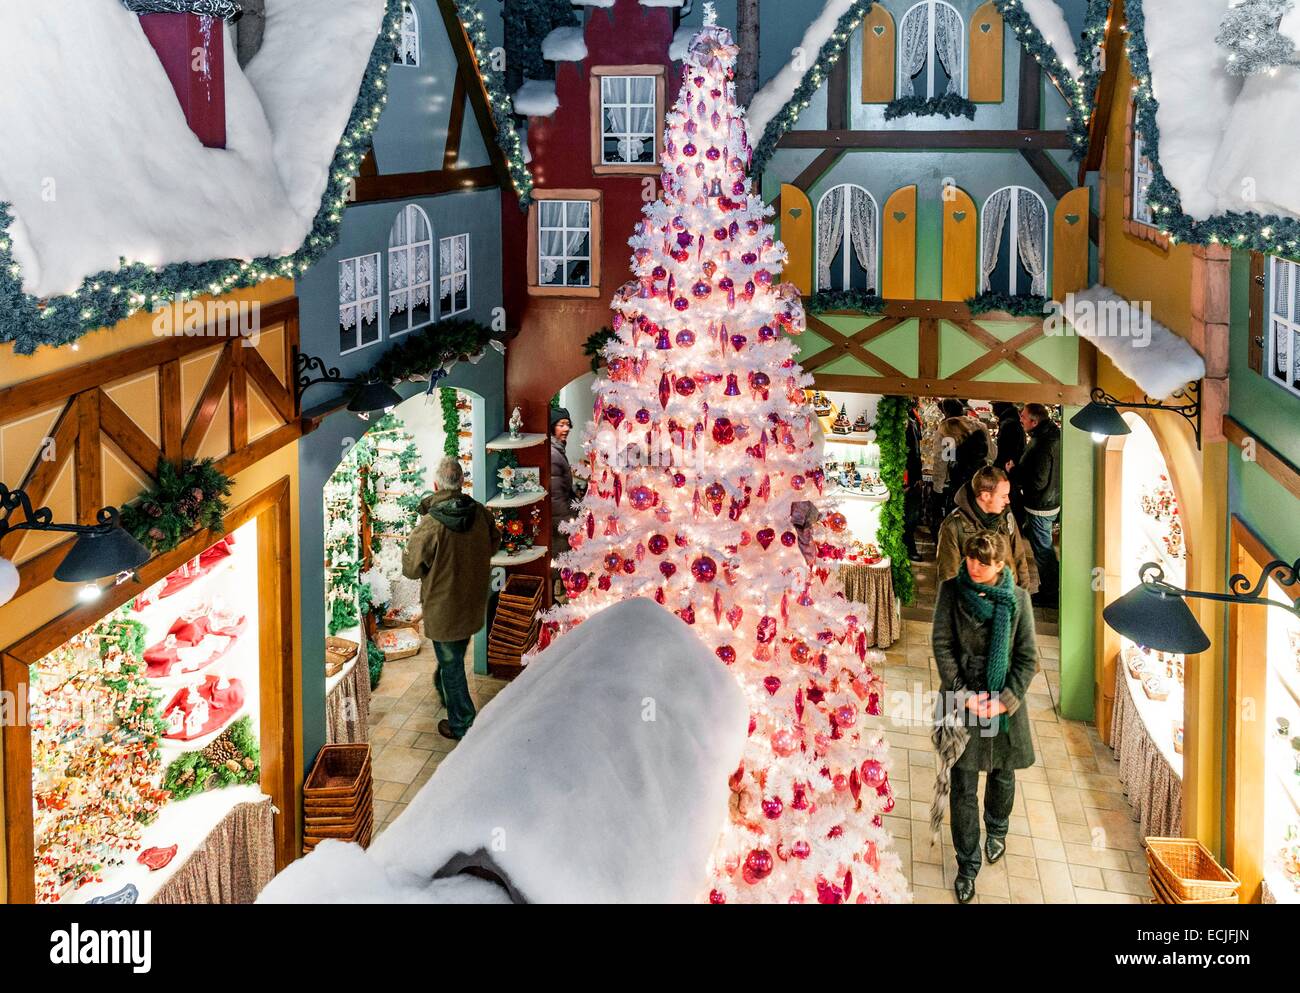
[512,78,560,118]
[1064,286,1206,400]
[1139,0,1300,224]
[1018,0,1080,80]
[0,0,388,302]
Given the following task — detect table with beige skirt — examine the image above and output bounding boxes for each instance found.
[326,655,372,745]
[1110,666,1183,840]
[836,557,901,649]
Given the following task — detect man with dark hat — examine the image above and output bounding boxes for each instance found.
[549,406,577,549]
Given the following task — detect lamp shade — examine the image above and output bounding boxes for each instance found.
[1069,401,1131,438]
[348,379,402,414]
[1102,582,1211,655]
[54,525,151,583]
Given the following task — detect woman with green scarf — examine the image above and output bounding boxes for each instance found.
[931,531,1040,903]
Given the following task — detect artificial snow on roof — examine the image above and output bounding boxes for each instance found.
[1064,286,1207,400]
[0,0,386,299]
[640,0,686,6]
[746,0,858,139]
[669,23,696,61]
[541,25,587,62]
[1142,0,1240,221]
[1019,0,1081,80]
[512,78,560,118]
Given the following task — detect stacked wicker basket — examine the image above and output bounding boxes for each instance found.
[303,743,374,852]
[1145,837,1240,904]
[488,575,544,676]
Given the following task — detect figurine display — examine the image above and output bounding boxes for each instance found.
[508,406,524,440]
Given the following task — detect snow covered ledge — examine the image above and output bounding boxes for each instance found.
[259,599,749,904]
[1055,285,1206,401]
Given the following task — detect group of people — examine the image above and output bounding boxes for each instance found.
[906,398,1062,609]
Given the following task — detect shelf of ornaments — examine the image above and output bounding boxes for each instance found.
[823,433,880,447]
[487,432,547,451]
[492,544,548,567]
[1119,649,1185,778]
[487,488,547,509]
[1135,508,1186,581]
[54,783,269,906]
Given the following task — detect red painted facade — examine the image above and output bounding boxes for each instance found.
[138,13,227,149]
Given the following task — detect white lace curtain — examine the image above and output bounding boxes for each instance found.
[899,5,929,97]
[848,187,878,292]
[539,201,589,285]
[603,77,656,163]
[934,2,965,97]
[816,185,845,290]
[980,188,1012,293]
[440,236,467,294]
[1016,189,1047,297]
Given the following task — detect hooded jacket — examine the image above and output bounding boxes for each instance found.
[401,489,501,642]
[935,482,1037,593]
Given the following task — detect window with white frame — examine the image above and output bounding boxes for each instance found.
[538,200,592,288]
[393,1,419,67]
[815,184,879,293]
[440,234,470,316]
[1131,109,1156,226]
[600,75,657,165]
[388,204,433,335]
[339,253,381,354]
[979,186,1049,298]
[1267,255,1300,396]
[898,0,965,99]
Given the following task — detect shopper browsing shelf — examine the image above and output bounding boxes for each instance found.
[402,457,501,741]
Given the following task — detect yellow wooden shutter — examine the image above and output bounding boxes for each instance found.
[942,186,978,302]
[1052,187,1091,301]
[882,185,917,300]
[969,2,1005,104]
[861,5,895,103]
[779,184,814,295]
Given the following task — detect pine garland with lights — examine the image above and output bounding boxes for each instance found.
[805,289,885,315]
[1124,0,1300,255]
[992,0,1089,159]
[365,317,501,386]
[455,0,535,206]
[119,458,232,556]
[1217,0,1299,76]
[873,396,915,606]
[883,93,976,121]
[964,291,1050,317]
[0,0,404,354]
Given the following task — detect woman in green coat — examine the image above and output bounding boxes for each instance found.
[931,530,1040,903]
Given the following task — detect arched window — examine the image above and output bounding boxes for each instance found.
[898,0,965,98]
[979,185,1048,298]
[388,204,433,334]
[393,1,419,67]
[815,184,879,293]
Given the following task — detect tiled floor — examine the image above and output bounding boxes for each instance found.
[365,538,1153,904]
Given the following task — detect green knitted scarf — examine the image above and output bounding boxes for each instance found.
[956,563,1018,731]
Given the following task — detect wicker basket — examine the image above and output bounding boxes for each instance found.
[1145,837,1240,903]
[325,636,358,677]
[304,743,372,799]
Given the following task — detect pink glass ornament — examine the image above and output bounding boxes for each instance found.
[691,556,717,583]
[762,797,783,820]
[763,675,781,695]
[675,329,695,347]
[716,645,736,665]
[743,848,773,884]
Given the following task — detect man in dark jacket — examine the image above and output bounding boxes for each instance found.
[402,457,501,740]
[936,466,1036,592]
[992,402,1027,522]
[1007,403,1061,607]
[931,530,1039,903]
[549,406,577,548]
[903,399,924,561]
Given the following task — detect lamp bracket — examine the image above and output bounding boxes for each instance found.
[1139,557,1300,620]
[0,484,122,540]
[1089,380,1202,449]
[295,352,349,396]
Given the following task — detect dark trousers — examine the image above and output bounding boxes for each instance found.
[433,638,476,738]
[1023,511,1060,600]
[950,767,1016,878]
[903,483,922,556]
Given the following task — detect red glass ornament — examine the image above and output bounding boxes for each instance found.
[691,555,717,583]
[659,561,676,579]
[598,574,611,591]
[791,840,811,859]
[762,797,783,820]
[730,334,747,351]
[724,374,740,397]
[648,534,668,555]
[683,142,697,156]
[743,848,773,884]
[862,759,886,790]
[715,645,736,666]
[835,704,857,727]
[673,297,690,311]
[629,486,655,511]
[605,407,625,428]
[711,417,735,445]
[658,373,670,409]
[604,554,623,573]
[679,603,695,624]
[763,675,781,695]
[674,376,696,397]
[636,408,651,424]
[756,528,775,550]
[780,531,796,547]
[709,889,726,905]
[757,616,777,643]
[675,329,695,347]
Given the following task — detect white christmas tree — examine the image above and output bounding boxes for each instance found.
[538,14,908,905]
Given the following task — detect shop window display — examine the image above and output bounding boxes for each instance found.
[30,521,264,904]
[814,391,887,562]
[1264,577,1300,902]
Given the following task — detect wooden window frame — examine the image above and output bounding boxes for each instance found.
[387,204,434,338]
[394,0,420,67]
[527,189,603,299]
[1124,98,1170,249]
[1264,254,1300,398]
[438,232,471,317]
[339,252,383,355]
[590,65,666,176]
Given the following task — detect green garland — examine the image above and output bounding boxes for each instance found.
[502,0,577,92]
[874,395,915,606]
[440,388,461,459]
[752,1,874,177]
[456,0,535,207]
[964,291,1050,317]
[1120,0,1300,256]
[583,326,616,372]
[993,0,1089,160]
[367,640,385,690]
[119,458,232,556]
[883,93,976,121]
[0,0,405,355]
[805,289,885,315]
[162,715,261,802]
[365,317,499,386]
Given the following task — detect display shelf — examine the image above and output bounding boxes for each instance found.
[63,786,270,905]
[492,544,548,566]
[828,486,889,503]
[487,489,547,509]
[1120,666,1184,780]
[487,432,547,451]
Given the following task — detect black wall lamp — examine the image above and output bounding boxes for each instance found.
[1104,559,1300,655]
[0,484,151,606]
[1069,381,1202,449]
[296,353,402,418]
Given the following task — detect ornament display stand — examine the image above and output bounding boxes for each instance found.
[487,432,547,451]
[492,544,549,567]
[487,490,547,510]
